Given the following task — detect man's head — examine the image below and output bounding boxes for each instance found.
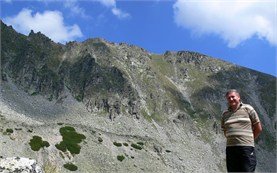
[225,89,241,110]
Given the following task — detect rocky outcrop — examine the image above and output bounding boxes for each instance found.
[0,157,43,173]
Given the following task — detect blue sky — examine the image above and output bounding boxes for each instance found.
[1,0,276,76]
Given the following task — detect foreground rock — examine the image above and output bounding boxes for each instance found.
[0,157,43,173]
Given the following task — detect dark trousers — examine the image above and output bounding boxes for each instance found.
[226,146,256,172]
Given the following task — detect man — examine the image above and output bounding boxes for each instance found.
[221,89,262,172]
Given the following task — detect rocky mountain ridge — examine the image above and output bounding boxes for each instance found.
[0,20,276,172]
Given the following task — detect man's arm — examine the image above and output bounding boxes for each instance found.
[253,122,262,140]
[223,130,226,138]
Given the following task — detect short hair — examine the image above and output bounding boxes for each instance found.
[225,89,240,97]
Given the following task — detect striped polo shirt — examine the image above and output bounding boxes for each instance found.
[221,103,260,147]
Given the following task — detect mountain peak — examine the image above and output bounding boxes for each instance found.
[27,29,53,44]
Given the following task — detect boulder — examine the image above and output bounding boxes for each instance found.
[0,157,43,173]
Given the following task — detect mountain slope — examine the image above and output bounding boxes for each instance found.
[1,20,276,172]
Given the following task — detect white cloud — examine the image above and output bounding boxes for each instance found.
[111,7,130,19]
[3,8,83,44]
[63,0,88,18]
[98,0,130,19]
[98,0,116,8]
[173,0,276,47]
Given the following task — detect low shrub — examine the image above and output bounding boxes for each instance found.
[55,126,86,155]
[117,155,125,162]
[31,92,38,96]
[131,143,142,150]
[123,143,128,147]
[63,163,78,171]
[42,141,50,147]
[6,128,13,133]
[29,136,50,151]
[113,142,122,147]
[55,142,67,152]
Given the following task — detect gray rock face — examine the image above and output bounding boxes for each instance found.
[0,157,43,173]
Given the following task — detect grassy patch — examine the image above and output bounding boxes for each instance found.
[31,91,39,96]
[131,143,142,150]
[113,141,122,147]
[55,126,86,155]
[75,95,83,102]
[150,54,173,76]
[117,155,125,162]
[29,136,50,151]
[6,128,13,134]
[150,113,164,123]
[63,163,78,171]
[141,109,152,122]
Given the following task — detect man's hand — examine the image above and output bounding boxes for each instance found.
[253,122,262,140]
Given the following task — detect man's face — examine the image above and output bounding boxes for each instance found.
[226,92,240,108]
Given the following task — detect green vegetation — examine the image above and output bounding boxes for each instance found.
[55,126,86,155]
[137,142,144,146]
[31,92,38,96]
[6,128,13,134]
[75,95,83,102]
[150,113,164,123]
[42,141,50,147]
[113,142,122,147]
[117,155,125,162]
[141,109,152,122]
[57,122,64,125]
[131,143,142,150]
[150,54,174,76]
[63,163,78,171]
[29,136,50,151]
[123,143,128,147]
[165,150,171,153]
